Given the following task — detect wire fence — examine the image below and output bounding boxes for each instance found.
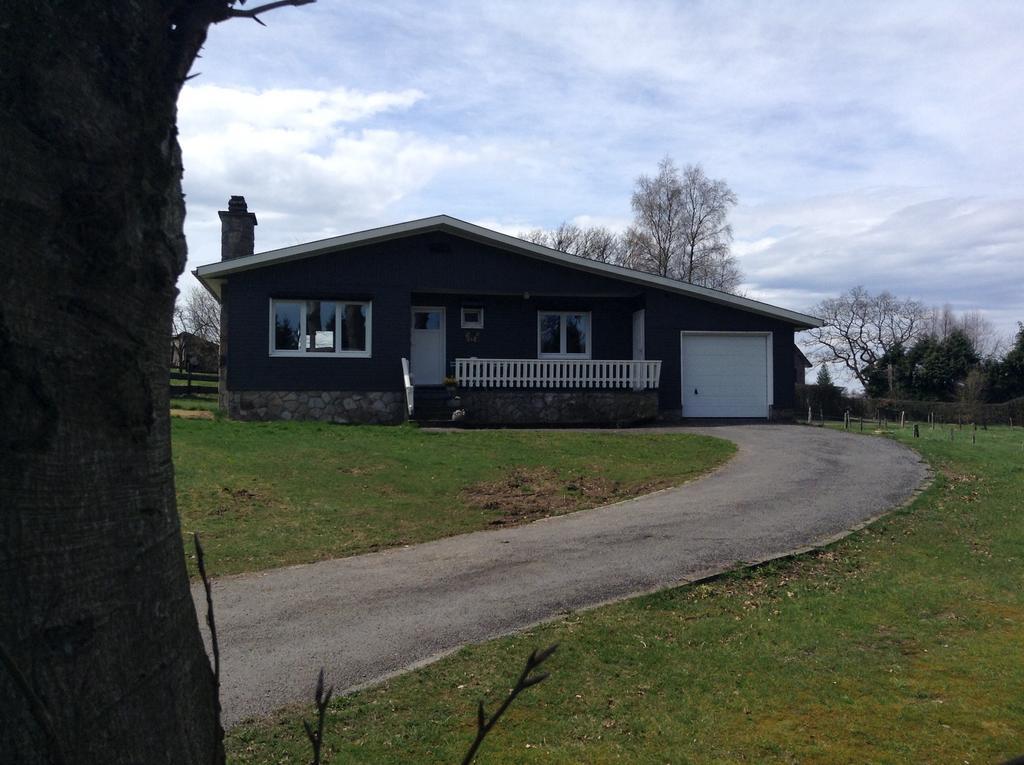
[796,385,1024,428]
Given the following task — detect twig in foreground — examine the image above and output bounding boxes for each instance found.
[461,643,558,765]
[303,668,334,765]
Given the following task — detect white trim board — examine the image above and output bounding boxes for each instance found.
[196,215,823,329]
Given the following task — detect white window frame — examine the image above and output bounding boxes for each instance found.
[460,306,484,329]
[537,310,592,359]
[269,298,372,358]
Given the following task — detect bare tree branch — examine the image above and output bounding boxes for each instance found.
[224,0,316,25]
[806,286,931,389]
[461,644,558,765]
[176,285,221,344]
[626,157,741,291]
[167,0,317,87]
[302,668,334,765]
[519,223,624,263]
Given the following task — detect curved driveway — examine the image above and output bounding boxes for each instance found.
[195,425,928,726]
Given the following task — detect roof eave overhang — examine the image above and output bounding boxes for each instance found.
[193,215,824,328]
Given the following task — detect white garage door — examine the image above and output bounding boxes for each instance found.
[681,333,771,418]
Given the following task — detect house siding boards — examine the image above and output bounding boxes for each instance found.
[225,232,643,392]
[642,288,797,413]
[215,229,803,419]
[412,293,638,366]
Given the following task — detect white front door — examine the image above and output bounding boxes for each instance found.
[410,307,445,385]
[680,333,771,418]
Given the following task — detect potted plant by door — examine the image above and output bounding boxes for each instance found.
[443,375,458,395]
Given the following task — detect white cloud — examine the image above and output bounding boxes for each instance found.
[176,1,1024,343]
[179,84,425,132]
[179,83,477,275]
[735,190,1024,339]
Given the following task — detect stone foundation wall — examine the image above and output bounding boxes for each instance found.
[456,389,658,425]
[225,390,405,424]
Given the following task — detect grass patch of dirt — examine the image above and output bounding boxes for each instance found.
[211,485,279,517]
[171,408,214,419]
[462,466,669,525]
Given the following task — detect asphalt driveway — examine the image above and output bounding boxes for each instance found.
[193,424,929,726]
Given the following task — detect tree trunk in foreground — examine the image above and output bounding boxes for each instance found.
[0,3,223,762]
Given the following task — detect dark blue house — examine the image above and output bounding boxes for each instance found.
[195,196,821,425]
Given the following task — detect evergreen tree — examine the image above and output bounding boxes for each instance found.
[914,330,979,400]
[815,365,836,388]
[864,344,909,398]
[989,323,1024,401]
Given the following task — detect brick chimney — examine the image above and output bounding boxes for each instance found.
[218,195,258,260]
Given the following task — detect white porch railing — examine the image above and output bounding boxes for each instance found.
[401,357,414,416]
[455,358,661,390]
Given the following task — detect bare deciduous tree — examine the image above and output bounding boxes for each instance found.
[807,286,931,390]
[520,222,624,263]
[0,1,311,762]
[623,157,741,292]
[679,163,739,290]
[175,285,221,343]
[622,156,687,278]
[575,225,622,263]
[930,304,1005,359]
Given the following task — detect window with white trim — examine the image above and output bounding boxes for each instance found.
[461,306,484,329]
[270,299,372,357]
[538,311,590,358]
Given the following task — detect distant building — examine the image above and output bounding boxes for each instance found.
[794,346,812,384]
[171,332,219,373]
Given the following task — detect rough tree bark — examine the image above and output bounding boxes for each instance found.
[0,2,305,762]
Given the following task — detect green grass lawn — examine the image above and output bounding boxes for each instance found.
[226,424,1024,764]
[173,420,734,578]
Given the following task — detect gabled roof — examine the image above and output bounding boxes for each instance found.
[194,214,823,328]
[794,345,813,368]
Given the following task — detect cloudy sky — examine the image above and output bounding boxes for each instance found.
[179,0,1023,346]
